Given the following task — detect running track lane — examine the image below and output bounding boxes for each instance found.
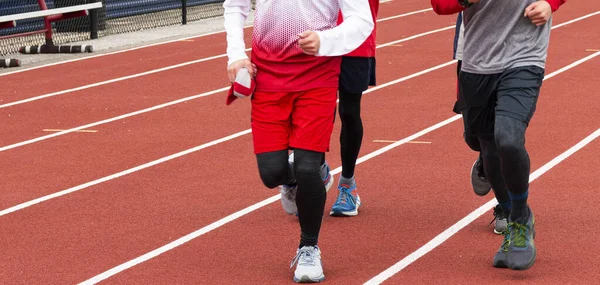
[0,70,463,283]
[0,16,465,207]
[0,0,428,102]
[1,4,594,144]
[84,55,600,284]
[0,10,596,209]
[383,135,600,284]
[0,12,458,146]
[0,36,596,283]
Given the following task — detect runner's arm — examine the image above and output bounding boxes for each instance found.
[315,0,374,56]
[223,0,251,66]
[431,0,466,15]
[545,0,567,12]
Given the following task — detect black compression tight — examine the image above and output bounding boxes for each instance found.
[256,149,326,247]
[338,89,364,178]
[478,115,531,218]
[478,135,511,206]
[493,115,530,197]
[255,150,294,188]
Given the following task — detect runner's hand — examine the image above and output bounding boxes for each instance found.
[524,0,552,26]
[227,59,255,83]
[298,31,320,55]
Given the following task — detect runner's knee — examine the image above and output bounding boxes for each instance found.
[256,150,289,188]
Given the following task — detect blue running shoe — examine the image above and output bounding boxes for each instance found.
[329,184,361,216]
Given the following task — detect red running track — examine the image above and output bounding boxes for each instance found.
[0,8,456,146]
[0,0,598,284]
[90,52,600,285]
[0,12,463,208]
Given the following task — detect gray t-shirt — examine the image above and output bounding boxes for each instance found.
[456,14,465,61]
[461,0,552,74]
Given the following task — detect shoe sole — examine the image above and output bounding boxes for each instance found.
[330,208,358,216]
[471,160,492,196]
[493,258,508,268]
[324,174,334,193]
[294,275,325,283]
[493,222,507,235]
[329,195,361,217]
[510,249,536,270]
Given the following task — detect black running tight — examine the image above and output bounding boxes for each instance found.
[493,115,530,196]
[338,89,364,178]
[478,115,530,200]
[256,149,326,247]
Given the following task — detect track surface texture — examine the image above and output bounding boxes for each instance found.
[0,0,599,284]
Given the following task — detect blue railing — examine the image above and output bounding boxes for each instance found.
[104,0,220,19]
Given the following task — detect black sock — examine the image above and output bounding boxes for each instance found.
[299,232,319,248]
[509,190,529,223]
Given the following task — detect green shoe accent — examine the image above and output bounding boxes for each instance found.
[505,209,536,270]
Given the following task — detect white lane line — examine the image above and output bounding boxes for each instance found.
[2,17,599,217]
[0,54,457,151]
[0,129,252,218]
[0,8,444,109]
[362,51,600,285]
[0,87,230,152]
[0,7,433,77]
[80,49,600,284]
[363,128,600,285]
[0,60,456,213]
[77,116,462,285]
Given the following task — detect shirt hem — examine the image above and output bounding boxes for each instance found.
[461,62,546,74]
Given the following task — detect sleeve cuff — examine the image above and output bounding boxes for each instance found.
[544,0,561,12]
[227,53,249,66]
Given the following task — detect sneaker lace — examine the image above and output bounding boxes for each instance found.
[508,222,529,247]
[290,246,317,269]
[499,229,511,252]
[489,205,508,226]
[336,186,357,206]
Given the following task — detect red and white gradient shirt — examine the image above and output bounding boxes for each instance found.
[223,0,374,92]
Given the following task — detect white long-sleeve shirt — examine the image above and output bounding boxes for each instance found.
[223,0,373,92]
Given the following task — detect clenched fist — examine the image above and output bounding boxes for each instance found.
[298,30,321,55]
[227,58,256,83]
[524,0,553,26]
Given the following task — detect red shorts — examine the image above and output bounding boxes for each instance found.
[251,87,337,154]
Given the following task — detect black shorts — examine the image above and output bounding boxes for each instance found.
[339,56,376,94]
[458,66,545,137]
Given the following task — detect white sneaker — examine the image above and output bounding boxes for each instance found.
[279,184,298,215]
[279,151,298,215]
[291,246,325,283]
